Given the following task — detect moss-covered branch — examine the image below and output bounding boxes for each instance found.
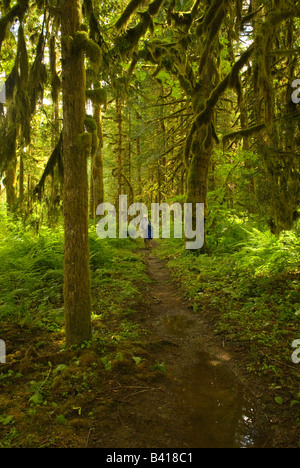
[86,88,107,110]
[33,133,63,199]
[195,45,254,128]
[222,123,266,147]
[115,0,150,31]
[196,0,223,37]
[73,31,102,65]
[0,0,29,53]
[114,0,165,58]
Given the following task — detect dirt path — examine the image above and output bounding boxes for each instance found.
[94,250,272,448]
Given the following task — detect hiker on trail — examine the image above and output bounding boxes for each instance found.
[140,214,153,250]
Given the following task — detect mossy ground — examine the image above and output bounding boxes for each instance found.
[0,270,166,448]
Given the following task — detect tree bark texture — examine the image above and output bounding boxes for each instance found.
[61,0,92,345]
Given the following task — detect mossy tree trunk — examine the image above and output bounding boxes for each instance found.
[61,0,92,346]
[185,60,218,247]
[90,101,104,219]
[186,124,212,211]
[19,152,24,208]
[5,157,17,210]
[116,97,124,198]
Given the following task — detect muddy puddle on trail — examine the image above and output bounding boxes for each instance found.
[160,314,267,448]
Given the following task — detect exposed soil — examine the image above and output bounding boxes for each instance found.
[91,250,279,448]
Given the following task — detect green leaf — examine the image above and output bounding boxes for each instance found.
[0,415,14,425]
[151,361,166,373]
[73,406,82,416]
[132,356,142,365]
[56,414,67,425]
[52,364,67,375]
[275,396,283,405]
[29,392,44,405]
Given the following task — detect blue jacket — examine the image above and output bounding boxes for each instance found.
[141,219,153,240]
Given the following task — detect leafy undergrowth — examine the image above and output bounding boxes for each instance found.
[156,222,300,446]
[0,221,165,448]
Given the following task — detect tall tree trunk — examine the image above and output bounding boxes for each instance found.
[186,125,212,211]
[5,159,17,210]
[185,55,219,249]
[90,102,104,219]
[19,152,24,208]
[61,0,92,346]
[116,97,123,199]
[136,110,142,198]
[136,135,142,197]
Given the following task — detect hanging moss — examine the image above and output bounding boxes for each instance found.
[0,115,17,172]
[73,31,102,65]
[50,35,61,105]
[15,88,31,144]
[198,4,226,73]
[222,123,266,147]
[115,0,150,31]
[34,133,63,198]
[196,0,223,37]
[177,71,192,95]
[91,129,99,154]
[15,24,31,144]
[5,64,18,101]
[0,5,18,50]
[82,0,105,48]
[0,1,29,51]
[61,35,73,54]
[195,45,254,128]
[84,114,97,133]
[115,20,148,59]
[114,0,164,58]
[28,32,47,116]
[251,7,300,129]
[17,24,28,85]
[76,132,92,153]
[240,5,264,29]
[170,12,192,29]
[86,88,107,109]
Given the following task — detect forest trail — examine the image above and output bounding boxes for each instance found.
[95,248,271,449]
